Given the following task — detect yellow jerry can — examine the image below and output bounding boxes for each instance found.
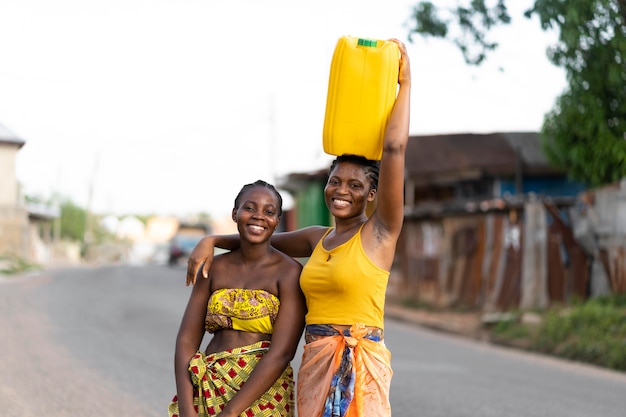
[322,36,399,160]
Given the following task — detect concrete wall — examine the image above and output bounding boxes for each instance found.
[0,144,19,207]
[0,205,29,258]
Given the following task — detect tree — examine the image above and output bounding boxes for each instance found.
[58,198,87,242]
[407,0,626,187]
[27,193,89,242]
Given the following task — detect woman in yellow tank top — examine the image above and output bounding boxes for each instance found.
[186,39,411,417]
[169,180,306,417]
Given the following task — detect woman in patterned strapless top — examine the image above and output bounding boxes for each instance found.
[169,180,306,417]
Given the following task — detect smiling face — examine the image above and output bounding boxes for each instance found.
[324,161,377,219]
[232,186,281,244]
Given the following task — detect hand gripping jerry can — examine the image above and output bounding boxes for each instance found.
[323,36,400,160]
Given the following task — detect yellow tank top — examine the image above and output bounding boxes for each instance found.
[299,225,389,329]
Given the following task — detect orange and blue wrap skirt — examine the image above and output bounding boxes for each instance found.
[297,323,392,417]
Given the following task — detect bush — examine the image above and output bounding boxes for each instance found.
[0,255,41,275]
[491,314,532,342]
[531,296,626,371]
[487,295,626,371]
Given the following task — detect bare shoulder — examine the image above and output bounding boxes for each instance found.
[274,249,303,275]
[209,251,231,268]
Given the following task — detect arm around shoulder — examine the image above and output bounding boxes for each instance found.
[186,233,241,285]
[269,226,329,258]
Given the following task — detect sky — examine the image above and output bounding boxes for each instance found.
[0,0,567,221]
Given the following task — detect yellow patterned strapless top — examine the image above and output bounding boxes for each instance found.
[205,288,280,335]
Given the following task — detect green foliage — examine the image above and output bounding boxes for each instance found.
[491,316,532,341]
[59,198,87,241]
[591,292,626,307]
[532,297,626,370]
[133,214,151,226]
[401,297,436,310]
[491,295,626,371]
[24,193,87,242]
[408,2,448,39]
[26,193,112,244]
[407,0,511,65]
[407,0,626,187]
[536,0,626,186]
[0,254,41,275]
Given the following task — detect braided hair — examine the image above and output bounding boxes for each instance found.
[233,180,283,217]
[329,154,380,191]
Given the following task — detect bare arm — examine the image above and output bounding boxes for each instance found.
[186,226,328,285]
[218,259,306,417]
[173,277,211,416]
[186,234,239,285]
[268,226,328,258]
[371,39,411,238]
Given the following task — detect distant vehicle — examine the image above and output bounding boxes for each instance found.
[168,224,210,266]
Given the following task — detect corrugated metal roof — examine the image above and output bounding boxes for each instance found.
[500,132,551,166]
[405,132,558,180]
[0,121,25,148]
[279,131,562,191]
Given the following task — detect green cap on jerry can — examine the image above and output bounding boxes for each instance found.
[357,38,378,47]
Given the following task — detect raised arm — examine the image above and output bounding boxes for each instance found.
[372,39,411,238]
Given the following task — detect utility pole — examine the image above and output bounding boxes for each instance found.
[268,91,277,184]
[83,151,99,255]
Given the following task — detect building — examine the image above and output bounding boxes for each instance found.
[280,132,590,312]
[0,122,61,267]
[398,132,586,312]
[0,122,29,260]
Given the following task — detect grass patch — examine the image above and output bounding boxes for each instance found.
[0,254,41,275]
[400,297,436,310]
[492,317,532,340]
[488,311,535,349]
[531,296,626,371]
[487,295,626,372]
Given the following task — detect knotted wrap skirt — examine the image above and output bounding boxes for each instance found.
[297,323,392,417]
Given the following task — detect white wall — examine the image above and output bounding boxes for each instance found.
[0,144,19,207]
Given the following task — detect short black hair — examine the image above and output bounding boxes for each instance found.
[233,180,283,217]
[329,154,380,191]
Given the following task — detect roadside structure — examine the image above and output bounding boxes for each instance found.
[279,132,603,312]
[0,122,60,267]
[0,122,29,261]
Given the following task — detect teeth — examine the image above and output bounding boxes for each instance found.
[249,225,265,232]
[333,199,350,207]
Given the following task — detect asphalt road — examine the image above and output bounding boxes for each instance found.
[1,265,625,417]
